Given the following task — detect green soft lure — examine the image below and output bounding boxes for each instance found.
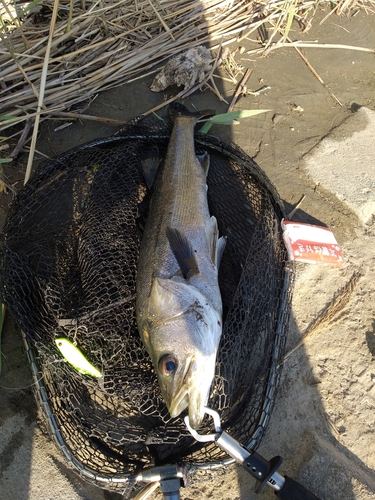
[55,338,102,378]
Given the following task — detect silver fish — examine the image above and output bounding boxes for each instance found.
[136,103,226,429]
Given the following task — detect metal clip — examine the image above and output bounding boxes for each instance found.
[184,407,221,442]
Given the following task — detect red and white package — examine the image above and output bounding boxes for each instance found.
[281,220,344,267]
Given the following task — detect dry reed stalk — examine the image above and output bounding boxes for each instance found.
[266,19,343,105]
[258,41,375,54]
[227,68,252,112]
[207,77,228,103]
[292,43,343,105]
[24,0,60,184]
[9,119,32,158]
[51,111,128,124]
[0,0,374,147]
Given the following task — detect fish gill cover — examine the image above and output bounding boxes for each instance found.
[0,112,293,497]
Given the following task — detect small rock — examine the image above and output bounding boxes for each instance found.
[151,46,212,92]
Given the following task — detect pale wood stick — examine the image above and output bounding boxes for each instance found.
[261,41,375,55]
[142,91,187,117]
[51,111,128,124]
[208,77,228,103]
[66,0,75,33]
[287,194,306,219]
[24,0,60,184]
[267,21,343,107]
[292,43,342,106]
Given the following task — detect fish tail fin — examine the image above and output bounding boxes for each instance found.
[168,102,214,123]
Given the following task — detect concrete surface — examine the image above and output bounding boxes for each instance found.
[304,106,375,225]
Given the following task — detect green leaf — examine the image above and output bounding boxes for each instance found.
[0,115,18,121]
[0,158,12,164]
[199,109,271,134]
[211,109,272,123]
[283,4,295,43]
[152,112,169,127]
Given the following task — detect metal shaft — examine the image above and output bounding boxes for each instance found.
[216,431,285,492]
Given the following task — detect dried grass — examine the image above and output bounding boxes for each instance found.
[0,0,374,137]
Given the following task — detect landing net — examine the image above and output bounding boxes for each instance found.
[0,114,293,496]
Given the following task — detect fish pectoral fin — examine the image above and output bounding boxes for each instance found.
[166,227,199,279]
[197,152,210,178]
[140,156,162,189]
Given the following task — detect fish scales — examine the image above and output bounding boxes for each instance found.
[137,114,217,302]
[136,104,225,429]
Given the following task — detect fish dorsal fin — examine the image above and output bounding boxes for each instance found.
[140,157,162,189]
[197,152,210,178]
[166,227,199,279]
[205,216,226,267]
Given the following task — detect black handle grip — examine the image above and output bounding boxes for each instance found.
[275,475,322,500]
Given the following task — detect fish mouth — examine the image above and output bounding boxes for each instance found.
[166,357,215,429]
[169,393,189,418]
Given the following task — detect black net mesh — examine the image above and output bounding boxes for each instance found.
[0,115,293,496]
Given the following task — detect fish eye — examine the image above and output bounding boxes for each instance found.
[159,354,177,376]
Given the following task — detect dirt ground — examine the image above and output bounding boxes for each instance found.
[1,5,375,500]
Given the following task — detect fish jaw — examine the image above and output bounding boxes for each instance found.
[166,354,218,429]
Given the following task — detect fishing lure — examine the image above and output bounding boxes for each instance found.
[55,338,102,378]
